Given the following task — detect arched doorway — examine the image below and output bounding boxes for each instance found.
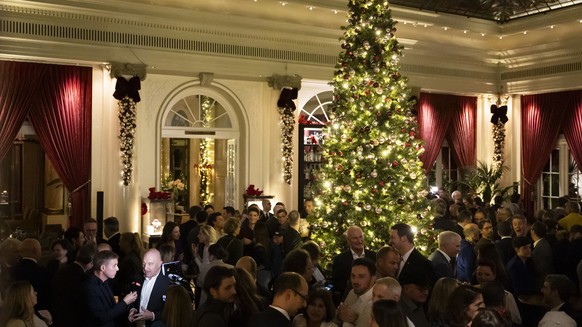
[158,85,243,212]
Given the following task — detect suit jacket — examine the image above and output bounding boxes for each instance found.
[331,249,377,302]
[217,233,244,266]
[86,274,130,327]
[259,211,275,224]
[249,306,291,327]
[282,227,303,256]
[107,233,121,256]
[433,217,456,232]
[10,258,50,310]
[452,223,465,239]
[532,238,553,288]
[398,248,435,284]
[133,273,171,326]
[506,256,536,297]
[495,237,515,266]
[456,239,476,283]
[51,262,91,327]
[428,250,454,279]
[191,296,230,327]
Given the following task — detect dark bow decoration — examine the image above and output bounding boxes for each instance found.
[113,76,141,102]
[490,104,508,124]
[277,87,298,111]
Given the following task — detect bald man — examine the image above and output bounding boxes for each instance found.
[128,249,171,326]
[332,225,377,303]
[11,238,50,310]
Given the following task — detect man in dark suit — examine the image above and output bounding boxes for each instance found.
[540,274,582,325]
[192,265,237,327]
[260,199,275,223]
[51,243,96,327]
[249,272,308,327]
[128,248,171,326]
[10,238,50,310]
[331,225,377,303]
[495,221,515,266]
[104,216,121,256]
[429,231,461,279]
[452,210,472,240]
[282,210,303,256]
[531,221,554,289]
[390,223,434,285]
[86,250,137,327]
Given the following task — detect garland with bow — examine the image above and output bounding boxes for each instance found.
[490,102,508,170]
[113,76,141,185]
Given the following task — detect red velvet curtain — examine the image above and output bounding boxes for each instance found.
[418,93,477,172]
[0,62,45,160]
[521,91,576,218]
[562,90,582,184]
[418,93,455,172]
[447,96,477,169]
[28,65,92,227]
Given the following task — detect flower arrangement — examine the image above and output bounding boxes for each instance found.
[244,184,263,196]
[162,177,187,202]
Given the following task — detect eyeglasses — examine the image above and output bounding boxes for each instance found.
[291,289,308,302]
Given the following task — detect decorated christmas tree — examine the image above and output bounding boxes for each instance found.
[312,0,435,266]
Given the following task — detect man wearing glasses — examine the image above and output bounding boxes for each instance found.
[249,272,308,327]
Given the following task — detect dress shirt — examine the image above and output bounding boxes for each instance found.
[139,272,160,320]
[342,287,373,327]
[269,305,290,321]
[350,248,365,260]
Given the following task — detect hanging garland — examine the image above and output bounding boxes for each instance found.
[279,107,294,184]
[199,96,213,204]
[490,101,508,170]
[278,88,298,185]
[113,76,141,185]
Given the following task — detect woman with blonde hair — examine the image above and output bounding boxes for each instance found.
[0,281,52,327]
[194,224,219,268]
[427,277,461,326]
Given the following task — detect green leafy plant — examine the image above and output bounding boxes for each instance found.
[456,161,510,204]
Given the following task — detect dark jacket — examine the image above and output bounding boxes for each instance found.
[331,249,377,303]
[217,233,244,266]
[11,258,50,310]
[248,306,291,327]
[132,273,172,327]
[86,274,130,327]
[191,296,231,327]
[50,262,91,327]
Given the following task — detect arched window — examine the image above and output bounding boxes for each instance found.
[299,91,332,124]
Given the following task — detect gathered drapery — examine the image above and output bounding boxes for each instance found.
[0,62,45,161]
[561,90,582,202]
[520,91,576,218]
[447,96,477,169]
[0,61,92,227]
[418,93,477,173]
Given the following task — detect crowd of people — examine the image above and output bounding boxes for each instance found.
[0,193,581,327]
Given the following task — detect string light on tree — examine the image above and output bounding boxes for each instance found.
[312,0,436,265]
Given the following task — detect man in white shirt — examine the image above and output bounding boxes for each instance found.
[128,249,171,327]
[337,258,376,327]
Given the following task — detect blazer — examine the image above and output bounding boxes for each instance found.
[331,249,377,302]
[106,233,121,257]
[50,262,91,327]
[86,274,130,327]
[133,273,172,326]
[428,250,454,279]
[282,227,303,256]
[10,258,50,310]
[456,239,476,283]
[191,297,230,327]
[399,248,435,284]
[495,237,515,266]
[506,256,536,297]
[532,238,553,288]
[249,306,291,327]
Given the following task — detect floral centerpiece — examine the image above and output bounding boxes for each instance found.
[244,184,263,196]
[162,177,187,202]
